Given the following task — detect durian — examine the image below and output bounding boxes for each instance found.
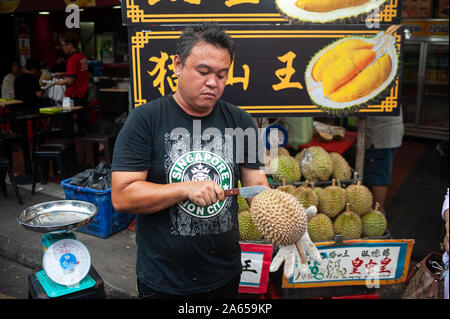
[269,155,301,183]
[308,213,334,242]
[361,202,387,237]
[318,179,346,218]
[250,188,307,246]
[292,181,318,209]
[237,195,249,213]
[276,0,387,24]
[330,152,352,180]
[238,210,263,240]
[333,203,362,239]
[277,178,297,194]
[305,31,399,115]
[346,181,373,216]
[298,146,333,182]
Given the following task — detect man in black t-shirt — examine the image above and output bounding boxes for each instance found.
[111,22,269,298]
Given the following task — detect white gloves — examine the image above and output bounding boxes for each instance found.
[269,206,322,279]
[41,79,55,90]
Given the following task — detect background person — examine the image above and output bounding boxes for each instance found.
[1,60,20,99]
[111,22,269,299]
[54,32,90,136]
[363,109,404,213]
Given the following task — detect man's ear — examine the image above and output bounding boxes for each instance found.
[173,55,183,76]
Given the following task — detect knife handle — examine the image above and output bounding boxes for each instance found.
[224,188,239,197]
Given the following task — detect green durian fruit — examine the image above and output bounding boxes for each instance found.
[269,155,301,183]
[330,152,352,180]
[346,181,373,216]
[361,202,387,237]
[333,204,362,239]
[238,210,263,241]
[318,179,346,218]
[308,213,335,242]
[298,146,333,182]
[292,181,318,210]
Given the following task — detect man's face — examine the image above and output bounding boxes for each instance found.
[174,41,231,114]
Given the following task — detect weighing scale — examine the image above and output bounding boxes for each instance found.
[17,200,101,298]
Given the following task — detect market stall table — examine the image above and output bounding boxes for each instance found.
[0,106,98,184]
[293,131,358,155]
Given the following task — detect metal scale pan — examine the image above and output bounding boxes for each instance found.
[17,200,97,233]
[18,200,98,287]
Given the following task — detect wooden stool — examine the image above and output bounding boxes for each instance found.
[32,144,69,194]
[0,156,23,205]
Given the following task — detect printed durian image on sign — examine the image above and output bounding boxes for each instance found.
[305,28,400,115]
[276,0,388,23]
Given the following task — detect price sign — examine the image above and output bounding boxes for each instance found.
[239,242,273,294]
[282,239,414,288]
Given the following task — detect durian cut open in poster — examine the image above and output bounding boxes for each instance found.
[128,24,404,117]
[121,0,402,25]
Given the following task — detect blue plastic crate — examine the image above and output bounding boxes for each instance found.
[61,178,134,238]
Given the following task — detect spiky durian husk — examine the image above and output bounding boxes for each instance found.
[298,146,333,181]
[250,189,307,246]
[292,184,319,209]
[308,213,335,242]
[238,211,263,240]
[318,181,346,218]
[333,208,362,239]
[361,205,387,237]
[269,155,301,183]
[346,182,373,216]
[330,152,352,180]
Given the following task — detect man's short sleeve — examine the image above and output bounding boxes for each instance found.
[239,110,264,170]
[66,55,78,77]
[111,107,153,172]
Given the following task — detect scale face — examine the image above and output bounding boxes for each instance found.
[43,239,91,286]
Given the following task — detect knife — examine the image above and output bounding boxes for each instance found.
[224,185,268,198]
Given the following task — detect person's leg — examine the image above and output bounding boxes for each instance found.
[363,147,397,213]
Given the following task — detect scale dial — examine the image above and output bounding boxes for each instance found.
[43,239,91,286]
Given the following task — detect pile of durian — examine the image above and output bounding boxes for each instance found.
[238,179,388,243]
[265,145,354,185]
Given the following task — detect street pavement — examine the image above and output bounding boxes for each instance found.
[0,255,35,299]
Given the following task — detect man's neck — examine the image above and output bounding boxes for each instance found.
[172,92,213,117]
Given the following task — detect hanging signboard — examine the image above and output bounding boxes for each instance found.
[282,239,414,288]
[238,242,273,294]
[121,0,402,26]
[128,24,404,117]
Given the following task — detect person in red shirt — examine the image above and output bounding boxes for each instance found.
[54,32,91,135]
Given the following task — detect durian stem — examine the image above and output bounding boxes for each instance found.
[295,242,307,265]
[374,202,380,211]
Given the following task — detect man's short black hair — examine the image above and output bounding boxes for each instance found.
[176,22,235,65]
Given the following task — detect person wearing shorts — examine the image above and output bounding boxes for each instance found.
[363,109,404,214]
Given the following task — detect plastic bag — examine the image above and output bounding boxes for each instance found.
[68,161,111,190]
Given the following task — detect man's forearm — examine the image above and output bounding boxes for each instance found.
[112,181,188,214]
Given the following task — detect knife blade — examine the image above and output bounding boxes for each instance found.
[224,185,268,198]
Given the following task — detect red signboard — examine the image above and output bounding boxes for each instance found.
[239,242,273,294]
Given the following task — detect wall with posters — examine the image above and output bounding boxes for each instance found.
[122,0,405,117]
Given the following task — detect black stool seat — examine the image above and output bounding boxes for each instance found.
[0,156,23,205]
[80,134,116,166]
[32,144,70,194]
